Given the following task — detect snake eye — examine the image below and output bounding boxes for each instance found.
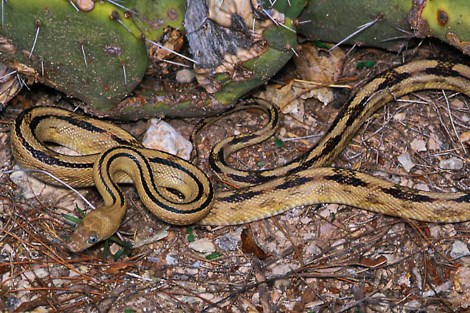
[87,234,98,244]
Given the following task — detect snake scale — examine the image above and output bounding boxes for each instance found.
[10,58,470,252]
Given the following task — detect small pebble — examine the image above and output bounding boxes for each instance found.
[188,238,216,254]
[142,119,192,160]
[414,183,430,192]
[271,263,293,276]
[410,138,427,152]
[166,254,177,265]
[393,112,406,122]
[215,232,240,251]
[1,243,14,256]
[450,240,470,259]
[397,152,415,172]
[175,69,195,83]
[439,157,464,170]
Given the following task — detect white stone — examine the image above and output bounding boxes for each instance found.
[142,119,193,160]
[439,157,464,170]
[397,152,415,172]
[450,240,470,259]
[165,254,177,265]
[188,238,216,254]
[410,139,427,152]
[175,69,195,83]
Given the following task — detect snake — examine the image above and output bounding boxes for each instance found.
[10,58,470,252]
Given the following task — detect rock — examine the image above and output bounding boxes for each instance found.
[188,238,216,254]
[165,254,178,265]
[450,240,470,259]
[215,231,240,251]
[142,119,193,160]
[414,183,430,192]
[410,138,427,152]
[176,69,195,83]
[439,157,464,170]
[397,152,415,172]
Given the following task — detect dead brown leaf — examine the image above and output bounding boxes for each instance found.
[294,43,345,83]
[241,228,269,260]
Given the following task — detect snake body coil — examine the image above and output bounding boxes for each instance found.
[10,59,470,252]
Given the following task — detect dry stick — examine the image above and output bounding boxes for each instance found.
[271,218,304,266]
[421,251,455,312]
[159,278,232,313]
[442,90,468,154]
[252,258,272,313]
[404,218,458,265]
[426,94,456,145]
[337,293,386,313]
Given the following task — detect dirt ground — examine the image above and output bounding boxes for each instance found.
[1,41,469,312]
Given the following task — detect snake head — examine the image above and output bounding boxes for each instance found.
[67,208,120,252]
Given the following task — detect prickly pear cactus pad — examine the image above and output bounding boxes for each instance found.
[0,0,149,111]
[297,0,470,55]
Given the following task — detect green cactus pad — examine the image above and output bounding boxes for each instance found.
[0,0,148,110]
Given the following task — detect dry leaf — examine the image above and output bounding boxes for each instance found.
[241,228,269,260]
[358,255,387,267]
[256,82,305,120]
[460,131,470,143]
[104,261,134,275]
[256,44,345,120]
[294,44,345,83]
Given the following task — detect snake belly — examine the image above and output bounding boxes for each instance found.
[10,58,470,252]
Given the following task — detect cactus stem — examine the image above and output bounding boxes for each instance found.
[29,20,41,60]
[145,38,198,64]
[328,15,383,51]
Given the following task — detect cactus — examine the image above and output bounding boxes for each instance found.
[297,0,470,55]
[1,0,470,119]
[0,0,149,110]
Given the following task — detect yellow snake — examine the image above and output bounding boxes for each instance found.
[10,58,470,252]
